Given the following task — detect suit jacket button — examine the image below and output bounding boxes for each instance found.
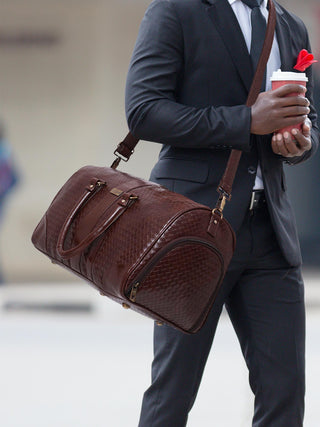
[248,166,256,175]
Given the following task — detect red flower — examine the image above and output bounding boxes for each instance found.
[294,49,317,72]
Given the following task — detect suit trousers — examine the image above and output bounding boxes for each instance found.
[138,202,305,427]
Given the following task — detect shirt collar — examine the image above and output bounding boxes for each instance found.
[228,0,268,8]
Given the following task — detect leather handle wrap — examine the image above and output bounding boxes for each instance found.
[114,0,276,203]
[56,181,138,259]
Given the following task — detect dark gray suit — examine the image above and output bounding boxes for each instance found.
[125,0,319,425]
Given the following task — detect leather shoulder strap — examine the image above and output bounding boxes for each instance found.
[111,132,139,169]
[112,0,277,210]
[216,0,276,209]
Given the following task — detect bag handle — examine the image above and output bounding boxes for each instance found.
[56,179,138,259]
[111,0,276,212]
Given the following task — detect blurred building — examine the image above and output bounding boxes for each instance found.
[0,0,319,282]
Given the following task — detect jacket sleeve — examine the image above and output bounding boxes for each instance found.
[125,0,252,152]
[283,32,319,166]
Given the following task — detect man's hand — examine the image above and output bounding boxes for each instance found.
[271,118,312,158]
[251,84,310,135]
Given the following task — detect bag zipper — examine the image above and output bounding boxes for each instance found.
[126,237,224,303]
[129,282,140,302]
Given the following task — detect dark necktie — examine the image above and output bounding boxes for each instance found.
[241,0,267,88]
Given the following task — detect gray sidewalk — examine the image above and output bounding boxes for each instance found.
[0,276,319,427]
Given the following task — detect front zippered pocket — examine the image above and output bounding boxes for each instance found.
[125,237,224,332]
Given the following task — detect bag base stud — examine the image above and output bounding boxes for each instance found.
[122,303,130,309]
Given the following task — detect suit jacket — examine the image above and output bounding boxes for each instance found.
[125,0,319,266]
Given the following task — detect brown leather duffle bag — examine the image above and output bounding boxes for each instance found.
[31,2,275,334]
[32,162,235,333]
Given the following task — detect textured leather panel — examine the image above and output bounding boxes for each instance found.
[128,241,223,332]
[32,165,235,333]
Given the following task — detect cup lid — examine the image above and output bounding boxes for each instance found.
[270,69,308,82]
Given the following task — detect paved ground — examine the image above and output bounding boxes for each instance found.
[0,276,319,427]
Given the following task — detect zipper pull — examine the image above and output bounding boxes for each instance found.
[129,282,140,302]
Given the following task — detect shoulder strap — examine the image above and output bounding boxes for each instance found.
[112,0,277,213]
[216,0,276,213]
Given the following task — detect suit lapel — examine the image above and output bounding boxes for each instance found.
[274,2,294,71]
[202,0,253,92]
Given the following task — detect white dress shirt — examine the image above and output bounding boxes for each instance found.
[228,0,281,190]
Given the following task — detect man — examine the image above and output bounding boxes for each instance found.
[125,0,319,425]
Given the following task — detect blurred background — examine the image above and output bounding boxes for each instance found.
[0,1,319,426]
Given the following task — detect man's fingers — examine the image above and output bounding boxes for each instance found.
[304,117,312,128]
[271,135,280,155]
[301,118,312,136]
[278,96,310,108]
[281,105,310,117]
[283,132,300,155]
[252,86,309,135]
[291,128,312,150]
[274,84,307,97]
[276,115,308,129]
[273,133,290,156]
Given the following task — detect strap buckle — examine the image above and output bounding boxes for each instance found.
[111,149,134,170]
[218,187,232,201]
[113,149,132,162]
[213,187,231,215]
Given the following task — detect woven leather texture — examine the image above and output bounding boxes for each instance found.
[130,241,223,333]
[32,165,235,333]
